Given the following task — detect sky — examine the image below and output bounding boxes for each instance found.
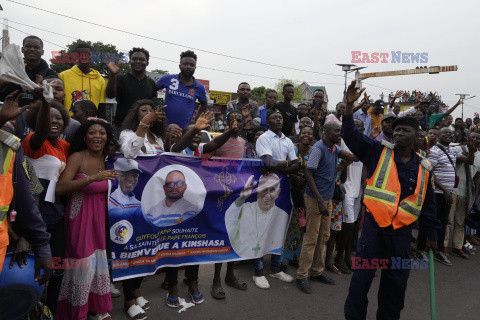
[3,0,479,118]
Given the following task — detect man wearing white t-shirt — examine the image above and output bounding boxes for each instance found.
[335,119,366,273]
[251,109,300,289]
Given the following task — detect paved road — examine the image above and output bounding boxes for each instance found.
[110,247,480,320]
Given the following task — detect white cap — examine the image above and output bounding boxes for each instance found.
[113,158,143,173]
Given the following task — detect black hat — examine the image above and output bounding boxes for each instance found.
[382,112,397,122]
[374,100,385,108]
[392,116,420,131]
[266,109,281,121]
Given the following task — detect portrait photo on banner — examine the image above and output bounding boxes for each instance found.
[225,173,290,259]
[141,164,207,227]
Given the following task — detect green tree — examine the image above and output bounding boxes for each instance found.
[50,39,130,77]
[251,86,266,98]
[274,78,302,102]
[150,69,169,75]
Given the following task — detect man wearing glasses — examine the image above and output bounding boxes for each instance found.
[109,158,142,214]
[146,170,198,227]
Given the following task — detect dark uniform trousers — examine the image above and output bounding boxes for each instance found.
[344,213,412,320]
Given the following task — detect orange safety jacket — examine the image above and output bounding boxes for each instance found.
[363,141,432,230]
[0,130,19,275]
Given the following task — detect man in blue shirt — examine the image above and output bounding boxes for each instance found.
[259,89,278,128]
[353,98,372,137]
[156,50,208,128]
[296,121,356,294]
[342,81,440,320]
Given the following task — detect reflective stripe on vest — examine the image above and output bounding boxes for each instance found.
[0,143,15,275]
[364,146,430,229]
[364,148,397,206]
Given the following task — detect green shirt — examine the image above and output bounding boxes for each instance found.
[426,112,444,129]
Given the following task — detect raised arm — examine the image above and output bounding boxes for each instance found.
[456,137,476,165]
[171,111,214,153]
[55,153,117,195]
[105,61,120,99]
[352,92,371,113]
[29,94,51,151]
[203,129,233,154]
[443,99,462,117]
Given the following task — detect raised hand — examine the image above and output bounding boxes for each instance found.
[194,111,215,131]
[142,106,166,125]
[363,92,371,104]
[107,61,121,75]
[345,80,366,105]
[394,90,403,99]
[0,90,30,127]
[239,175,257,201]
[370,125,381,139]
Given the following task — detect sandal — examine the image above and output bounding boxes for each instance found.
[326,264,342,275]
[166,294,181,308]
[89,314,112,320]
[189,291,205,304]
[224,278,248,291]
[136,296,150,310]
[210,284,226,300]
[126,305,147,320]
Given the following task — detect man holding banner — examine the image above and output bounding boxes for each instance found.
[251,109,300,289]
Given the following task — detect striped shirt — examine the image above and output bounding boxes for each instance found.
[427,144,461,193]
[214,136,246,159]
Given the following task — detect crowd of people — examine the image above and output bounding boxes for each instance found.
[1,35,480,320]
[386,90,443,104]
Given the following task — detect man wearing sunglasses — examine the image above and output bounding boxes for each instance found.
[146,170,198,227]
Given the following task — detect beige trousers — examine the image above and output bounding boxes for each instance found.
[297,195,333,279]
[444,193,467,250]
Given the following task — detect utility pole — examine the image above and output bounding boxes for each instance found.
[2,19,9,51]
[455,94,476,119]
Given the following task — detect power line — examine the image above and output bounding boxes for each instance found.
[8,22,347,86]
[7,0,346,79]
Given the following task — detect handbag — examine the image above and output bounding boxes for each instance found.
[333,183,346,202]
[436,144,459,188]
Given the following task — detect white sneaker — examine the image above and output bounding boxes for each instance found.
[269,271,294,283]
[253,276,270,289]
[110,282,121,298]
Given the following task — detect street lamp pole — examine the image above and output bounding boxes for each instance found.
[336,64,367,101]
[455,94,476,119]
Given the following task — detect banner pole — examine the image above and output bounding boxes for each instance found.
[428,249,436,320]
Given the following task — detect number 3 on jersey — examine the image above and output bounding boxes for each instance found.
[169,79,179,91]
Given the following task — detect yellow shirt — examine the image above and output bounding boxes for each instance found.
[59,65,107,113]
[368,108,383,131]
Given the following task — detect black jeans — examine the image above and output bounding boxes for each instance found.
[165,265,199,286]
[45,219,65,315]
[435,193,452,249]
[122,277,144,301]
[417,193,451,251]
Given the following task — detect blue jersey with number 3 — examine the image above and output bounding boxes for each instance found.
[157,74,207,128]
